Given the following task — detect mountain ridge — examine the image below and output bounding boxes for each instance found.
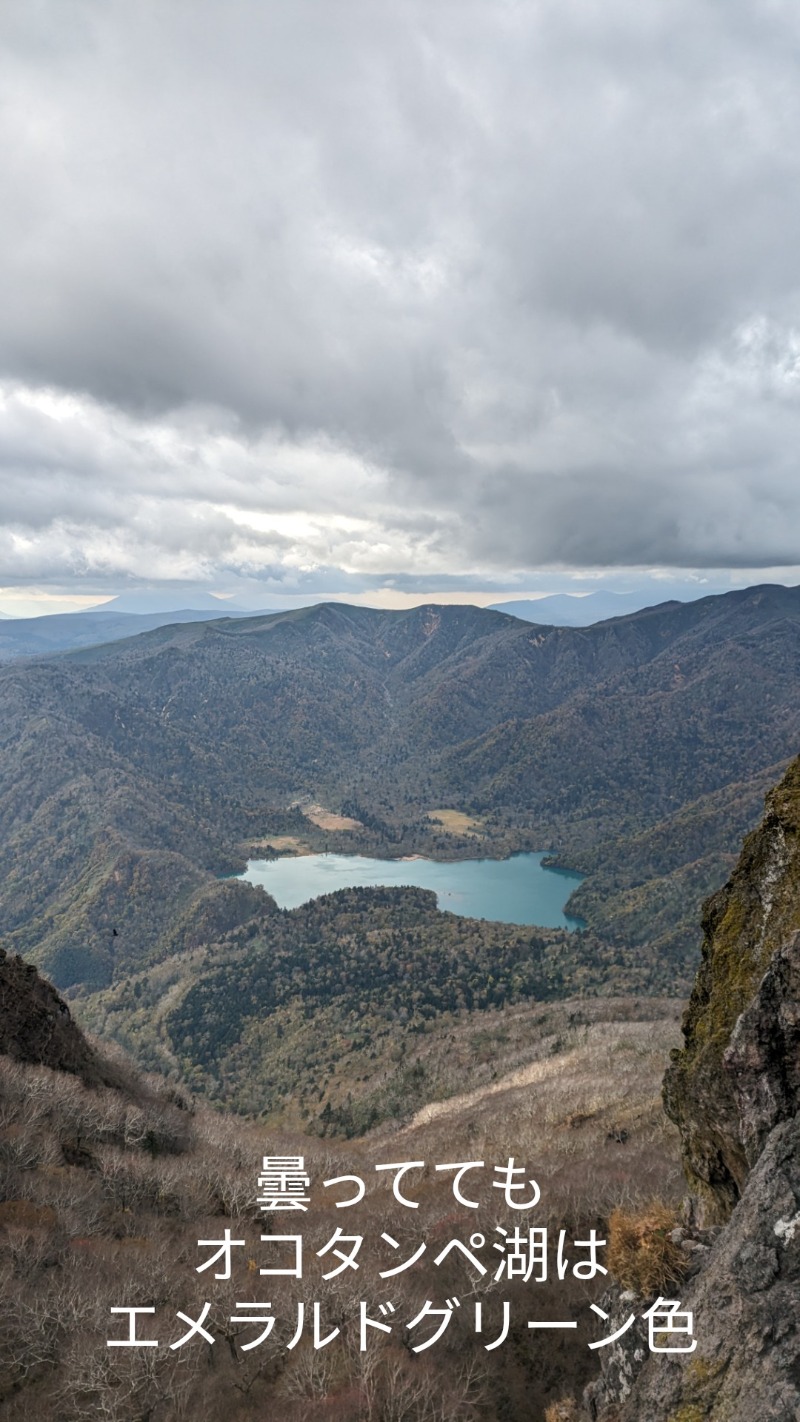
[3,584,800,998]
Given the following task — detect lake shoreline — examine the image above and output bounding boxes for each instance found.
[237,849,586,931]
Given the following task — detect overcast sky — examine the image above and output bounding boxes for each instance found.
[1,0,800,613]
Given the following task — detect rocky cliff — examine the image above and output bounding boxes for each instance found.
[664,755,800,1224]
[0,945,122,1087]
[586,755,800,1420]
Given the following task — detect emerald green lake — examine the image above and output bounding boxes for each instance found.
[238,852,584,929]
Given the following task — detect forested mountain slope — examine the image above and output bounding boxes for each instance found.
[2,585,800,993]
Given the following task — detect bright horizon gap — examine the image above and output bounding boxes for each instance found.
[2,571,800,618]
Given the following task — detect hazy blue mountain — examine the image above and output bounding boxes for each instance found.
[489,591,680,624]
[0,606,275,660]
[99,592,247,614]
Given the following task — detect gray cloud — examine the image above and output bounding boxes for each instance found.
[1,0,800,591]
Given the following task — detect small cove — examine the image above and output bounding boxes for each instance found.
[238,851,584,929]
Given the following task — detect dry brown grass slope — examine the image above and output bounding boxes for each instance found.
[0,982,683,1421]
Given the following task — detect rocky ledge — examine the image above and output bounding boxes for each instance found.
[0,946,120,1087]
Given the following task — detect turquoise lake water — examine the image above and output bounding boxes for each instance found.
[238,852,584,929]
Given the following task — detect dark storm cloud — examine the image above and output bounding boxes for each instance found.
[1,0,800,588]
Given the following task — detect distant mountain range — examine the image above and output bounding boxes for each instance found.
[0,606,275,660]
[488,590,678,624]
[0,588,744,660]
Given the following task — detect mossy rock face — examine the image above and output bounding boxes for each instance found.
[664,755,800,1220]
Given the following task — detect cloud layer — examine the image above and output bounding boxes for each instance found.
[1,0,800,592]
